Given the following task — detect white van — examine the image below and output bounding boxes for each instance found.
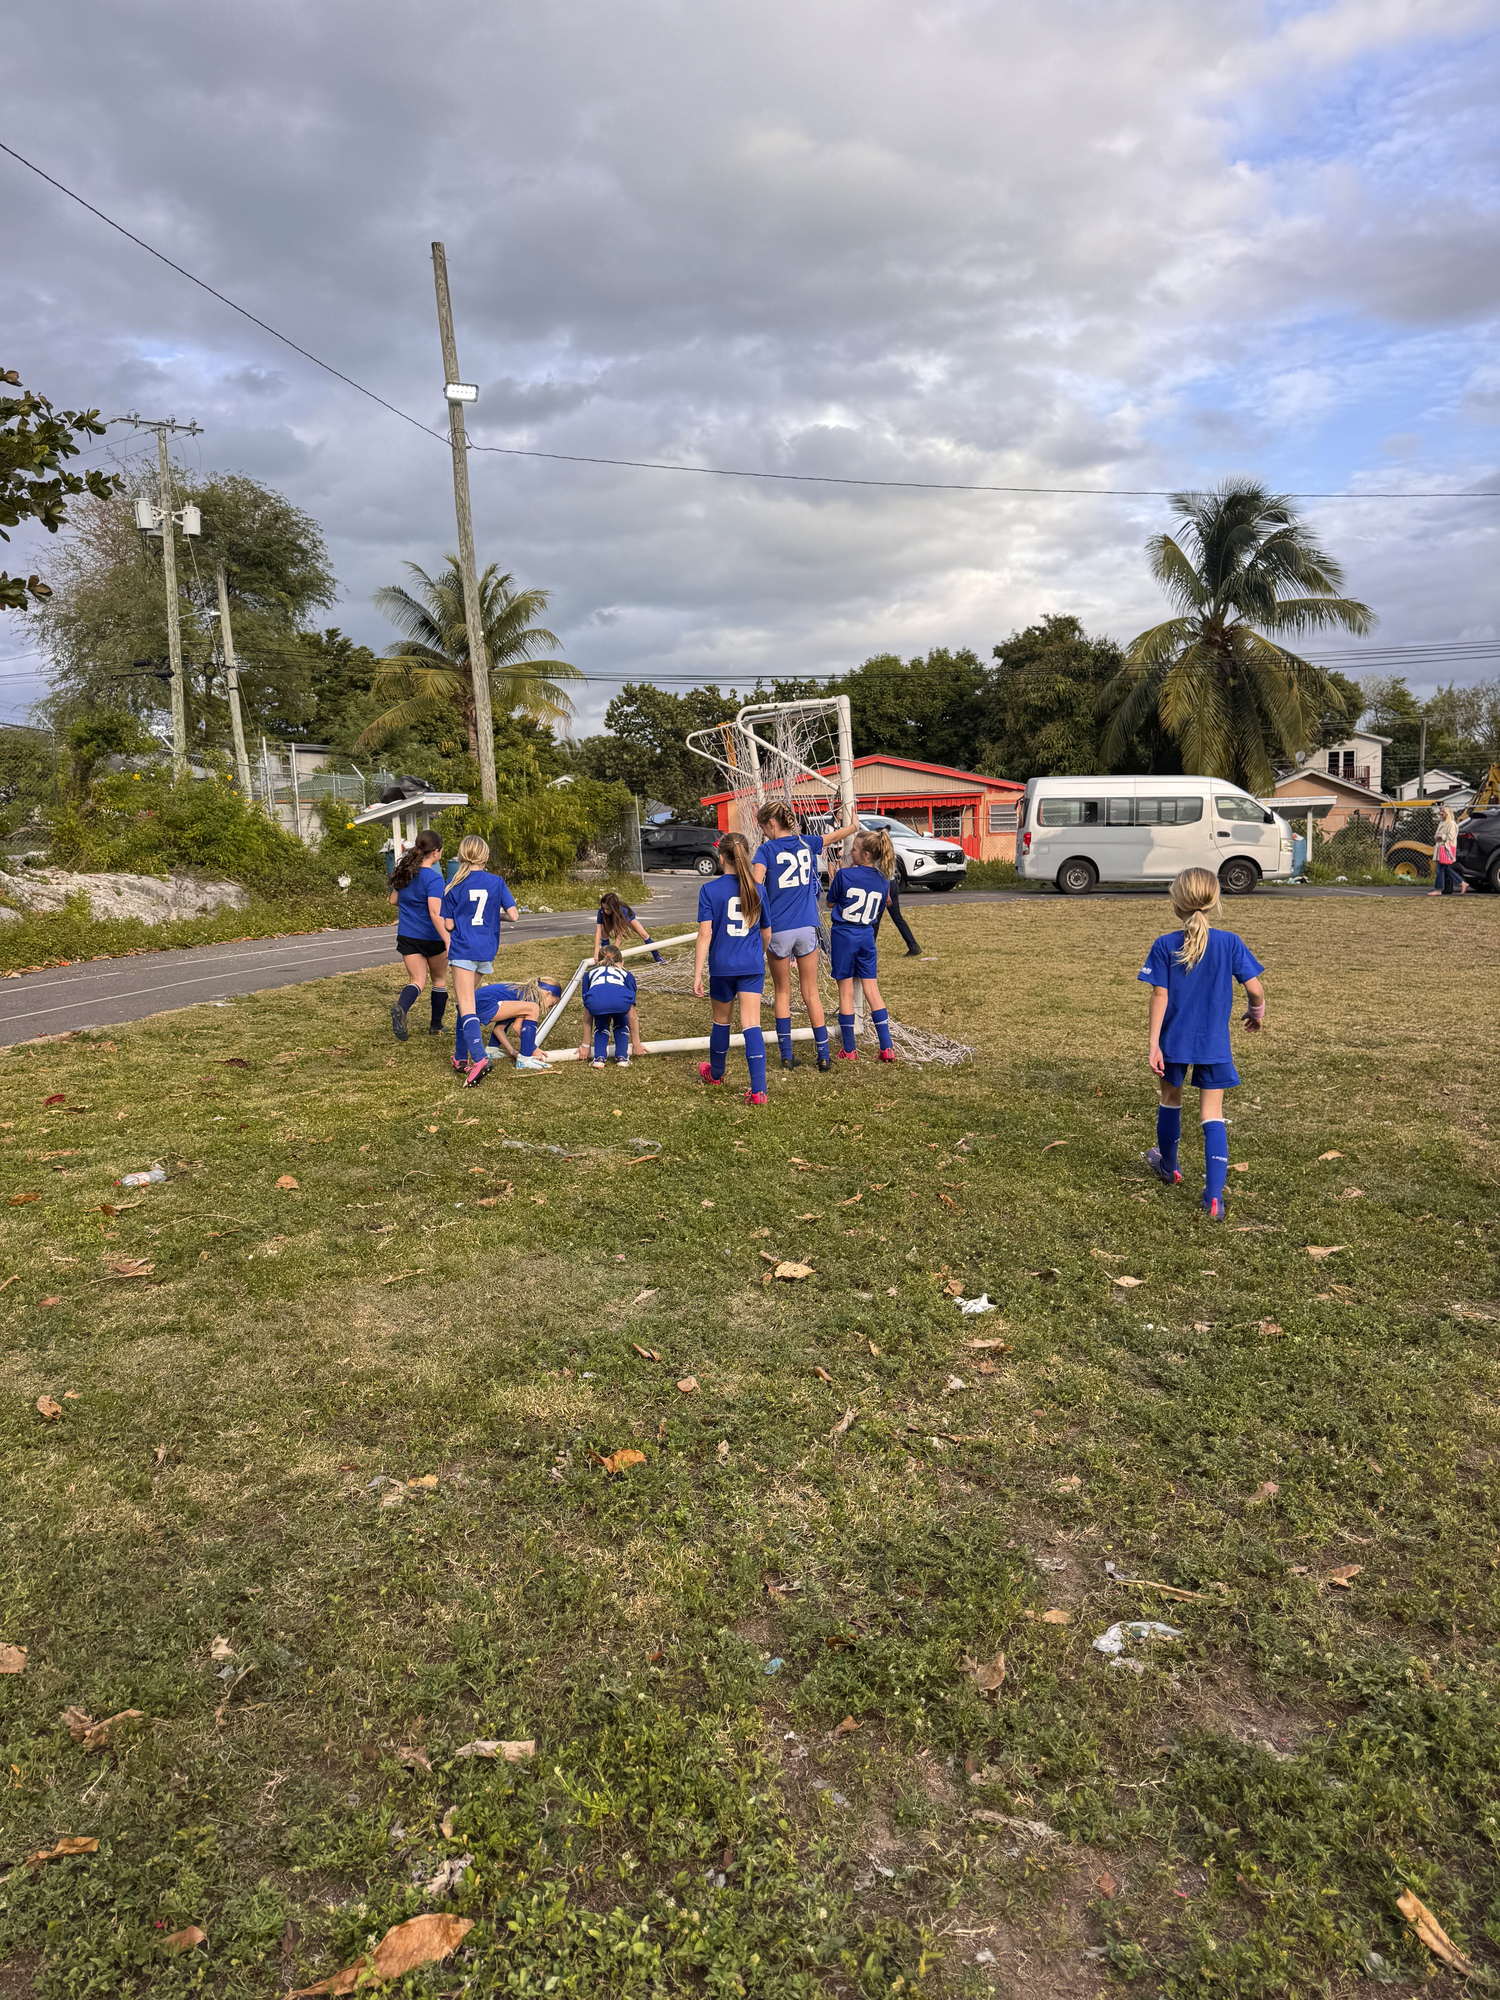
[1015,776,1296,895]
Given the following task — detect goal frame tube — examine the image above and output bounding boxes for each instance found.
[535,930,698,1048]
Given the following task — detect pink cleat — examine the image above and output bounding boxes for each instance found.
[697,1062,724,1085]
[744,1090,768,1107]
[877,1047,896,1063]
[462,1056,491,1089]
[837,1049,858,1062]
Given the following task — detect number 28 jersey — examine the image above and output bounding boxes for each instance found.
[828,865,890,936]
[441,868,513,963]
[752,832,824,933]
[698,873,766,977]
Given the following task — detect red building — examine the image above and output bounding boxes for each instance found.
[703,755,1024,861]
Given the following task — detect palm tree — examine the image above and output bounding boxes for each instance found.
[1099,481,1374,791]
[357,558,581,754]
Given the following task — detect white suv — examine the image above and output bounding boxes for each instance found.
[857,813,968,891]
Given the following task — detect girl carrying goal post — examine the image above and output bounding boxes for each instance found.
[693,832,769,1105]
[752,799,858,1072]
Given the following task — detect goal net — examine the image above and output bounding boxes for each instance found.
[686,696,856,841]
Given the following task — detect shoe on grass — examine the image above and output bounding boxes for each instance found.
[1146,1146,1183,1187]
[816,1053,833,1072]
[837,1049,858,1062]
[514,1054,554,1073]
[390,1003,409,1042]
[744,1090,768,1107]
[1202,1193,1227,1221]
[779,1049,799,1069]
[877,1047,896,1063]
[462,1056,490,1089]
[698,1062,724,1085]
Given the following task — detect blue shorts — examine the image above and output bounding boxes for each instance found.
[767,926,820,962]
[830,931,878,981]
[583,997,631,1017]
[1162,1059,1239,1090]
[709,974,764,1003]
[448,957,495,977]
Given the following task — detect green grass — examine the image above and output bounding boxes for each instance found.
[1,897,1497,1997]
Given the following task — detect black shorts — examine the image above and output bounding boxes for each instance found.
[396,934,447,961]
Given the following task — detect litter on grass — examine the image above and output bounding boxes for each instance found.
[955,1294,996,1315]
[1092,1620,1185,1657]
[116,1163,165,1187]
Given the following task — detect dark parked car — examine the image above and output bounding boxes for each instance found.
[1456,807,1500,890]
[641,820,721,875]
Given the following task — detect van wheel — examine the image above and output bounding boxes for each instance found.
[1219,856,1260,896]
[1056,858,1097,896]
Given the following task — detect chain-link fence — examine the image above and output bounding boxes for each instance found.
[577,803,643,880]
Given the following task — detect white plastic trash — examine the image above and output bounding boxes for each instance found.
[955,1294,996,1315]
[1092,1620,1185,1657]
[117,1163,166,1188]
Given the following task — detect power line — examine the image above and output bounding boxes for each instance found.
[5,139,1499,505]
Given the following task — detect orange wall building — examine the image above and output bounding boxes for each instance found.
[704,755,1025,860]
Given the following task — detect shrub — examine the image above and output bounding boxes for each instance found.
[46,770,338,896]
[433,777,635,881]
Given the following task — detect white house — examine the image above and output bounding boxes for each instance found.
[1296,729,1390,796]
[1394,768,1470,803]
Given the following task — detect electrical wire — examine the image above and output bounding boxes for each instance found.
[4,138,1498,505]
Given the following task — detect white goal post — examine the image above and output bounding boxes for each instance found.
[685,693,856,839]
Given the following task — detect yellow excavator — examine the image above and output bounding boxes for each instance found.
[1386,763,1500,881]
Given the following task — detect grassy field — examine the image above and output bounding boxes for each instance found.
[1,894,1497,1999]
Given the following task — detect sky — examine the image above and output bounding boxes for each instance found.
[4,0,1499,737]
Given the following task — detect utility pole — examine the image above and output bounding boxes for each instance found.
[115,413,203,781]
[215,561,253,795]
[1416,717,1428,802]
[430,242,498,807]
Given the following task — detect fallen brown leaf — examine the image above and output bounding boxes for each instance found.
[0,1644,27,1673]
[9,1192,41,1206]
[288,1912,475,1996]
[940,1277,964,1297]
[1257,1320,1283,1337]
[1096,1871,1118,1899]
[1230,1162,1248,1173]
[602,1449,646,1475]
[209,1636,235,1662]
[1396,1889,1472,1974]
[829,1406,857,1443]
[830,1715,862,1738]
[700,1199,715,1209]
[868,1340,880,1356]
[36,1396,62,1422]
[62,1705,145,1751]
[1325,1564,1363,1589]
[716,1438,730,1465]
[1306,1245,1348,1260]
[164,1926,207,1954]
[675,1376,699,1394]
[773,1261,814,1281]
[396,1746,432,1774]
[275,1174,299,1191]
[1246,1481,1279,1503]
[795,1211,823,1220]
[836,1192,862,1207]
[1040,1138,1068,1152]
[1055,1474,1082,1493]
[106,1258,154,1279]
[1112,1274,1145,1289]
[1027,1266,1060,1282]
[630,1343,661,1362]
[22,1836,99,1867]
[632,1288,658,1304]
[408,1474,439,1490]
[812,1366,833,1383]
[44,1093,66,1106]
[454,1738,534,1762]
[966,1336,1011,1349]
[970,1649,1007,1695]
[1317,1150,1344,1161]
[1040,1609,1070,1625]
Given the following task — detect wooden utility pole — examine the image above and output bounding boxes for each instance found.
[431,242,498,806]
[157,429,187,780]
[215,561,253,795]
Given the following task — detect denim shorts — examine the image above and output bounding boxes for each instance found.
[709,974,764,1003]
[448,957,495,976]
[767,926,820,961]
[1162,1059,1239,1090]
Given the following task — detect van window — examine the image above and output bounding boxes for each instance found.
[1137,797,1204,826]
[1216,794,1265,823]
[1038,798,1101,826]
[1106,799,1133,826]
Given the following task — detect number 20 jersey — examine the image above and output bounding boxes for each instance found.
[827,865,890,936]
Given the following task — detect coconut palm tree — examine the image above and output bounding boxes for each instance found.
[1099,481,1374,791]
[356,558,581,754]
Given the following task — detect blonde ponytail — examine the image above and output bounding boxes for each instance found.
[857,829,896,879]
[449,833,489,891]
[757,799,797,836]
[718,831,761,928]
[1170,866,1221,970]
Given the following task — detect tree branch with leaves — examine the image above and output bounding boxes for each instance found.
[1,365,122,611]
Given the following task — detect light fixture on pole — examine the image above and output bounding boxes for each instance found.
[444,383,478,403]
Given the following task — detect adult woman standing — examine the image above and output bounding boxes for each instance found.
[1430,807,1469,896]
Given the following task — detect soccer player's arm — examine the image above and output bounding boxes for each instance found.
[1242,975,1266,1031]
[1146,984,1168,1075]
[693,917,712,998]
[593,923,605,962]
[499,875,520,923]
[425,874,445,934]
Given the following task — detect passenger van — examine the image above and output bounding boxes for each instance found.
[1015,776,1296,895]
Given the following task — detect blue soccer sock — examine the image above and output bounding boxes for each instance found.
[593,1023,610,1063]
[838,1011,856,1054]
[743,1025,767,1094]
[643,933,663,965]
[774,1014,793,1059]
[1203,1119,1228,1206]
[614,1018,631,1062]
[520,1017,537,1057]
[396,983,420,1015]
[430,988,447,1030]
[871,1006,893,1053]
[459,1013,486,1064]
[709,1021,732,1079]
[1156,1104,1181,1171]
[812,1021,830,1059]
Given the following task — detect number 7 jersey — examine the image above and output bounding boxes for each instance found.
[440,867,513,963]
[828,864,890,935]
[698,872,766,976]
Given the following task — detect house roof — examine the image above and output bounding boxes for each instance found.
[1274,770,1388,805]
[701,754,1023,807]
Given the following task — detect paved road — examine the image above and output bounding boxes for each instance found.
[0,874,706,1047]
[0,872,1459,1046]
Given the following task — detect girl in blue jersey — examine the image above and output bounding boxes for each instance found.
[752,799,858,1072]
[595,891,663,966]
[1139,867,1266,1221]
[827,831,897,1062]
[582,945,639,1067]
[693,831,769,1104]
[453,972,564,1070]
[440,835,524,1086]
[387,829,449,1042]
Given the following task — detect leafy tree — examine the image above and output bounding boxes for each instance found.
[569,683,741,819]
[975,614,1175,779]
[64,709,158,801]
[0,726,57,835]
[359,560,580,757]
[297,628,381,747]
[1,364,121,611]
[1100,481,1374,792]
[841,648,988,768]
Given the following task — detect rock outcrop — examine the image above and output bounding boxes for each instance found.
[0,868,250,926]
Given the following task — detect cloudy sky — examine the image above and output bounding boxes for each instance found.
[4,0,1499,735]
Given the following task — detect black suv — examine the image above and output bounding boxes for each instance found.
[1456,808,1500,890]
[641,821,721,875]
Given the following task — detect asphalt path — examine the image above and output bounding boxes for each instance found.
[0,874,705,1047]
[0,873,1455,1046]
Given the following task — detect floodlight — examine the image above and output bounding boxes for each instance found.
[444,382,479,403]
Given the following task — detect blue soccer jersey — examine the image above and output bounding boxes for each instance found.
[395,864,445,942]
[753,832,824,933]
[582,963,638,1015]
[441,868,513,963]
[828,865,890,934]
[698,873,765,978]
[1138,927,1264,1065]
[596,901,636,932]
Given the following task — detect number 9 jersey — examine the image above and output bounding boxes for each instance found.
[827,864,890,981]
[698,872,766,978]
